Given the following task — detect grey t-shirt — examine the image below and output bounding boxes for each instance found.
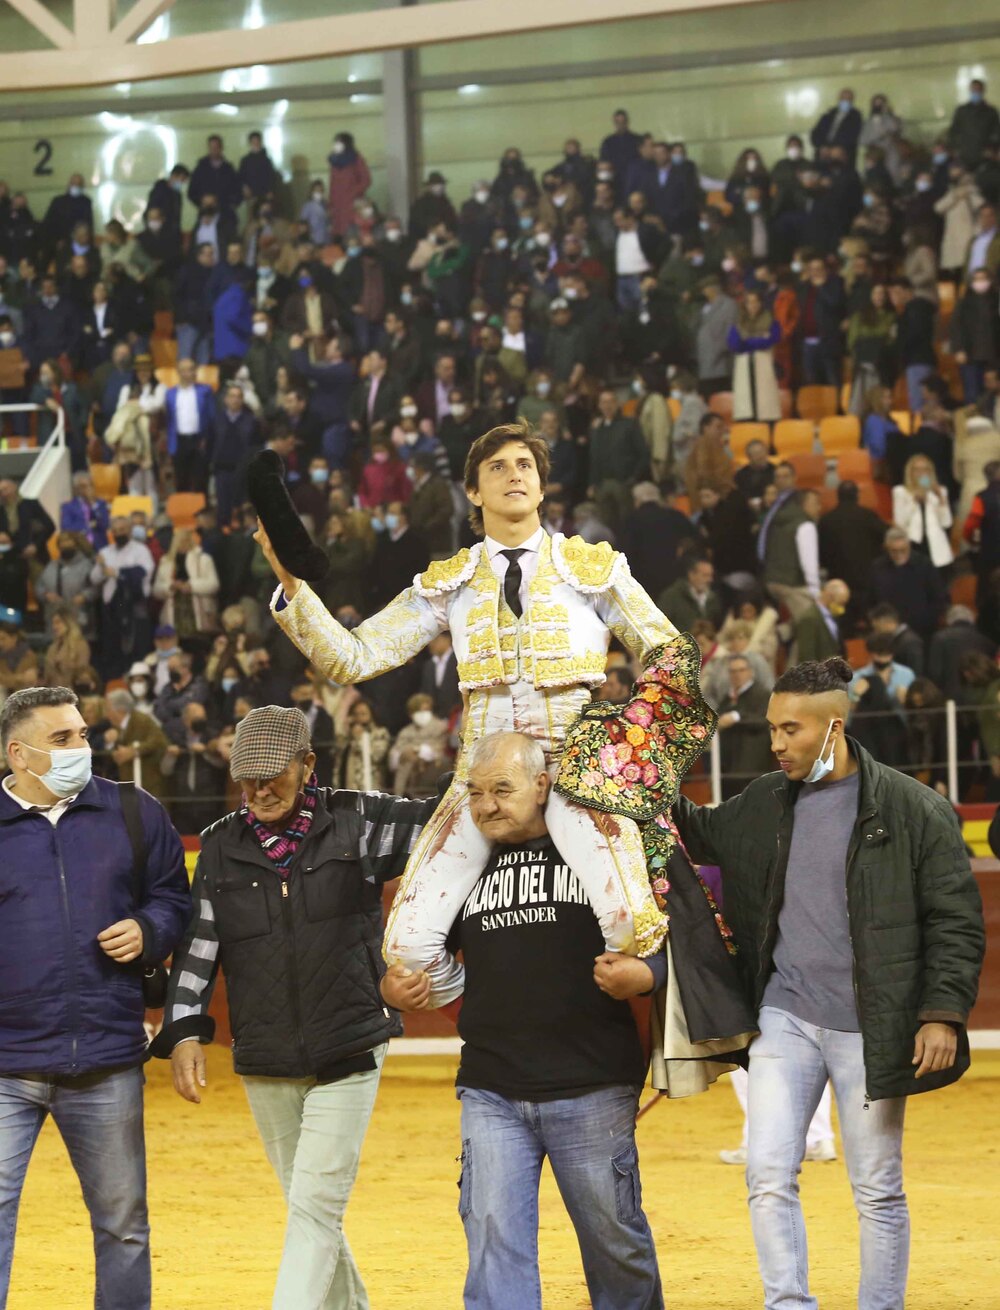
[762,770,861,1032]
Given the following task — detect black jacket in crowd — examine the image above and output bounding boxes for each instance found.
[154,786,438,1078]
[675,739,985,1100]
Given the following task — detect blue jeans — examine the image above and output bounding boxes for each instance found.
[800,340,841,387]
[616,274,645,313]
[747,1007,908,1310]
[960,361,986,404]
[904,363,933,412]
[457,1085,662,1310]
[0,1066,149,1309]
[175,322,211,365]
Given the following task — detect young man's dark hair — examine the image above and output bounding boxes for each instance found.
[868,602,900,624]
[837,480,859,504]
[463,421,551,534]
[772,656,852,698]
[864,633,895,658]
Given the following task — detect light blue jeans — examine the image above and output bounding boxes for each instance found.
[457,1085,662,1310]
[0,1066,149,1310]
[747,1007,909,1310]
[242,1044,386,1310]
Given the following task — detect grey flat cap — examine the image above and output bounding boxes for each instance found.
[230,705,311,782]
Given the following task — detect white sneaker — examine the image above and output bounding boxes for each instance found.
[804,1138,837,1162]
[719,1147,747,1165]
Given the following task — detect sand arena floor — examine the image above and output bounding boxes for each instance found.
[8,1051,1000,1309]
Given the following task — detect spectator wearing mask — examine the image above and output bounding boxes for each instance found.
[300,179,332,247]
[934,163,984,278]
[949,79,1000,171]
[0,686,189,1310]
[795,579,850,662]
[586,387,649,533]
[103,687,169,801]
[152,528,220,638]
[858,94,904,183]
[867,602,927,680]
[670,371,708,472]
[716,652,774,799]
[371,501,428,609]
[126,662,158,718]
[349,348,403,442]
[22,273,80,368]
[438,390,479,484]
[847,283,896,407]
[41,174,94,251]
[237,130,279,203]
[890,278,938,413]
[37,531,95,638]
[245,311,290,409]
[144,624,181,694]
[620,480,696,600]
[154,652,211,746]
[893,454,954,573]
[279,273,338,363]
[658,555,726,632]
[337,700,390,792]
[695,276,739,397]
[161,701,228,834]
[389,693,449,799]
[849,633,916,761]
[950,266,1000,401]
[409,171,457,242]
[165,358,215,493]
[811,88,863,167]
[871,527,948,642]
[244,646,293,708]
[728,288,782,422]
[143,161,189,242]
[599,109,644,201]
[415,353,460,430]
[407,452,454,560]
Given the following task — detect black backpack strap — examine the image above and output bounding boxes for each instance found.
[118,781,148,907]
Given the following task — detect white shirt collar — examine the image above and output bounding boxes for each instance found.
[484,525,545,561]
[2,774,78,825]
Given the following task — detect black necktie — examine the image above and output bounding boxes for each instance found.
[500,548,526,619]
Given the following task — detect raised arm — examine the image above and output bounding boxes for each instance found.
[257,523,446,684]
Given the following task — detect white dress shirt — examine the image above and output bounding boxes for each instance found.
[483,525,546,613]
[2,775,78,826]
[175,384,200,435]
[616,229,651,276]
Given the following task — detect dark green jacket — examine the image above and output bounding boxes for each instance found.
[794,602,842,663]
[657,578,726,634]
[674,740,985,1100]
[762,494,809,589]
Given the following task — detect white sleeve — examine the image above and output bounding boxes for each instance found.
[795,521,821,595]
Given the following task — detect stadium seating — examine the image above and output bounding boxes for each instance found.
[166,492,206,528]
[708,391,734,421]
[110,494,155,520]
[772,419,815,456]
[818,414,861,453]
[89,463,122,500]
[836,449,873,481]
[787,452,827,489]
[729,422,770,460]
[796,386,839,421]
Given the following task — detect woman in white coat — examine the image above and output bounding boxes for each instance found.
[934,165,983,279]
[152,527,220,635]
[892,453,954,572]
[727,289,782,422]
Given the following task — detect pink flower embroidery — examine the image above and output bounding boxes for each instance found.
[582,770,605,789]
[624,700,654,727]
[642,763,660,787]
[598,743,624,775]
[622,762,642,782]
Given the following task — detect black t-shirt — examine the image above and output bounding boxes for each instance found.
[451,836,645,1101]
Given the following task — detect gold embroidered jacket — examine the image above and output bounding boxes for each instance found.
[272,532,678,749]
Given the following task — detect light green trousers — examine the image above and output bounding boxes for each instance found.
[243,1044,387,1310]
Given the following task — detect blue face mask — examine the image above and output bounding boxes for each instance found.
[838,98,853,113]
[298,274,312,289]
[371,516,386,533]
[804,719,837,784]
[131,525,146,541]
[384,512,400,532]
[311,468,329,484]
[347,246,361,258]
[745,199,760,214]
[18,741,93,798]
[519,215,533,231]
[932,150,948,166]
[221,676,238,693]
[970,91,984,105]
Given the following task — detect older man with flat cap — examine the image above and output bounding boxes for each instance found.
[153,704,441,1310]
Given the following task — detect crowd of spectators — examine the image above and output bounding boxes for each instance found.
[2,84,1000,822]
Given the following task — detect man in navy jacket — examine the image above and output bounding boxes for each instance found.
[0,685,190,1310]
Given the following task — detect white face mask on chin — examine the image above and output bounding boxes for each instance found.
[804,719,837,784]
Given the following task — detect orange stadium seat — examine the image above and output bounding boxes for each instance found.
[89,463,122,500]
[772,419,814,456]
[818,414,861,453]
[196,365,220,389]
[151,336,177,370]
[667,397,681,420]
[166,492,206,528]
[796,385,839,421]
[787,452,827,489]
[890,410,915,434]
[836,449,872,482]
[156,367,179,389]
[729,422,770,459]
[111,494,154,521]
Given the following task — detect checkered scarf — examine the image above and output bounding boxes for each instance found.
[242,772,319,875]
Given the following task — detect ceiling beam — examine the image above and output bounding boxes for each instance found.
[108,0,175,46]
[4,0,75,50]
[74,0,111,42]
[0,0,781,90]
